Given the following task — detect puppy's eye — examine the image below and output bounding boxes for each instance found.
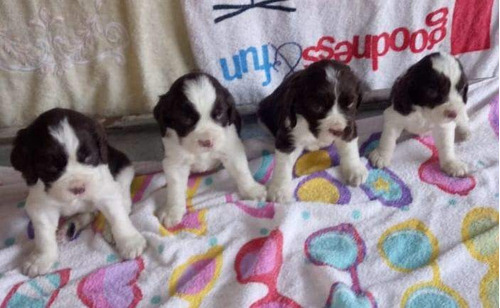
[46,165,58,172]
[426,88,439,99]
[311,104,325,113]
[181,116,194,126]
[41,164,59,175]
[213,109,224,121]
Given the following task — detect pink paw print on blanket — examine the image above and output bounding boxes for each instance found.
[77,258,144,308]
[417,136,476,196]
[1,269,70,308]
[235,229,301,308]
[304,224,377,308]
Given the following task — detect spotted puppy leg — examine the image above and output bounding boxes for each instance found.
[433,123,468,177]
[220,133,266,201]
[23,206,59,277]
[369,121,403,169]
[336,137,368,187]
[455,111,471,143]
[157,159,190,228]
[267,148,302,203]
[96,186,146,259]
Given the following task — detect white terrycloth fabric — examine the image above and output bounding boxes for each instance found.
[0,0,195,127]
[0,78,497,307]
[181,0,499,114]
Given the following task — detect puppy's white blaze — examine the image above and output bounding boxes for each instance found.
[183,75,217,118]
[323,101,347,129]
[323,66,347,128]
[49,118,79,158]
[324,66,338,85]
[327,102,341,117]
[432,53,461,84]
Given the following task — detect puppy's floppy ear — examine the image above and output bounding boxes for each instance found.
[11,128,38,185]
[345,82,363,117]
[356,89,363,111]
[457,60,468,104]
[94,120,108,164]
[391,72,415,116]
[153,93,170,136]
[462,83,469,104]
[277,81,299,130]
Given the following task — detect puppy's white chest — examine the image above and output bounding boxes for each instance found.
[387,107,437,135]
[59,199,94,216]
[404,111,434,134]
[189,153,221,173]
[293,118,329,151]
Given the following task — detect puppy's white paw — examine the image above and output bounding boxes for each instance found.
[455,126,471,143]
[267,182,293,204]
[116,232,147,259]
[369,148,391,169]
[341,163,368,187]
[305,145,320,152]
[441,159,469,177]
[22,251,57,277]
[239,182,267,201]
[157,205,187,228]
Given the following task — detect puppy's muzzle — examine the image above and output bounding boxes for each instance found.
[198,139,214,148]
[444,110,457,119]
[329,128,344,137]
[69,185,86,195]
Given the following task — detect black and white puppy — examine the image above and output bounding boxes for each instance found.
[11,108,146,277]
[258,59,368,203]
[154,72,266,227]
[369,52,470,176]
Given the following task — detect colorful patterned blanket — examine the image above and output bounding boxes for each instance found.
[0,77,497,307]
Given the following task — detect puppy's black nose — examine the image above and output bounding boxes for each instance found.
[444,110,457,119]
[329,128,344,137]
[69,186,85,195]
[198,139,213,148]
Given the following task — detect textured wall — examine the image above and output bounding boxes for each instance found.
[0,0,195,127]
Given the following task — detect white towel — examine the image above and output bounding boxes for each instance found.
[181,0,499,114]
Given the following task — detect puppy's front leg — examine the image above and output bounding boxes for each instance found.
[336,138,368,186]
[157,159,190,228]
[433,123,468,177]
[267,148,302,203]
[369,121,403,168]
[97,190,146,259]
[23,205,59,277]
[455,111,471,143]
[220,137,266,201]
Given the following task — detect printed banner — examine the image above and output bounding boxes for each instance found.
[181,0,498,113]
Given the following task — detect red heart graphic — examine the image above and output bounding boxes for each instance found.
[302,36,335,63]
